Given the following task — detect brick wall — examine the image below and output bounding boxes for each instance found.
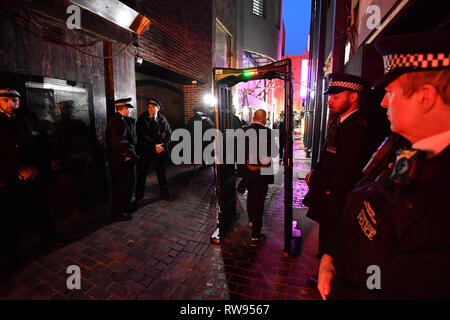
[183,84,212,124]
[124,0,213,84]
[122,0,214,125]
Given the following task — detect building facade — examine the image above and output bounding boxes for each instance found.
[0,0,214,221]
[305,0,449,165]
[0,0,285,224]
[235,0,285,126]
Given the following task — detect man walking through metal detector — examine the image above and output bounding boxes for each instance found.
[303,74,385,288]
[238,109,275,246]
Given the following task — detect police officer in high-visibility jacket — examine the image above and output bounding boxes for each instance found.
[318,31,450,300]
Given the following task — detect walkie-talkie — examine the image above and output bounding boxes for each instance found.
[390,149,427,184]
[361,134,410,182]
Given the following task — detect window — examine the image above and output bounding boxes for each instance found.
[215,21,232,68]
[275,0,281,28]
[252,0,265,18]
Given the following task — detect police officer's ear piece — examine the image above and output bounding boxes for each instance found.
[390,149,427,184]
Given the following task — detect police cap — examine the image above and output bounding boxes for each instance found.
[374,30,450,87]
[323,73,371,95]
[0,88,21,98]
[147,97,163,110]
[114,97,134,108]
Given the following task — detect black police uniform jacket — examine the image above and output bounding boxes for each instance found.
[237,123,275,185]
[0,108,50,185]
[106,112,139,165]
[326,146,450,299]
[303,110,383,225]
[136,112,172,158]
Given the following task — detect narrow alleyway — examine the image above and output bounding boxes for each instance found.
[0,138,320,300]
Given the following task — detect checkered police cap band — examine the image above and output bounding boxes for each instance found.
[329,81,365,92]
[0,88,21,97]
[383,53,450,72]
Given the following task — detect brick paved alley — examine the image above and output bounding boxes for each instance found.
[0,139,321,300]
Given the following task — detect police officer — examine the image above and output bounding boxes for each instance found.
[318,30,450,299]
[0,88,59,272]
[303,74,385,287]
[106,98,139,221]
[135,97,174,203]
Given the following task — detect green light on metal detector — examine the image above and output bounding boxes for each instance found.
[243,70,258,78]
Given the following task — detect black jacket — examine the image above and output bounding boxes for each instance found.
[326,146,450,299]
[106,112,139,164]
[232,114,242,130]
[136,112,172,157]
[303,110,384,224]
[0,108,50,185]
[237,123,275,184]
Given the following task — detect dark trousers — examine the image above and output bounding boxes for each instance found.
[0,181,55,262]
[317,198,346,255]
[110,160,135,216]
[247,179,269,238]
[135,155,169,200]
[0,186,20,262]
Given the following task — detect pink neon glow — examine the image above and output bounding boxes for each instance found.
[300,59,308,98]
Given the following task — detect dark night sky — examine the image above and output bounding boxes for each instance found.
[283,0,311,56]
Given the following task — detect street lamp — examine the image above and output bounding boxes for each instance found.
[203,94,217,107]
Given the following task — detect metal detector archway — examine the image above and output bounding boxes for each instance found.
[210,59,298,255]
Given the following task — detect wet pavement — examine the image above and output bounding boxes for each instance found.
[0,138,321,300]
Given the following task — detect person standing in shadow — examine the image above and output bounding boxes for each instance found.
[106,98,140,221]
[0,88,61,273]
